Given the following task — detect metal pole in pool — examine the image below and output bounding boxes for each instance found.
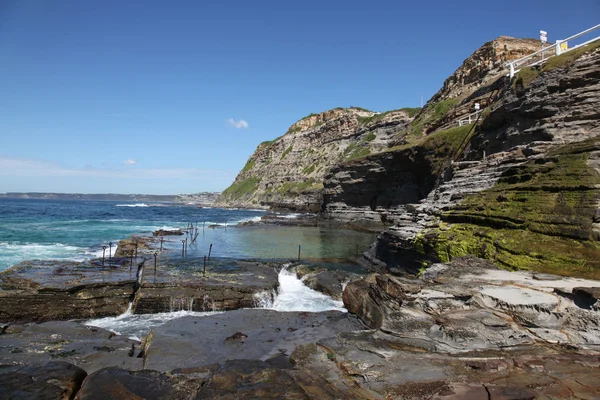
[182,240,185,258]
[102,246,107,267]
[208,243,213,261]
[154,252,157,274]
[108,242,113,264]
[203,255,207,277]
[298,245,301,261]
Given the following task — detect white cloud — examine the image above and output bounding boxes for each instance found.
[227,118,249,129]
[124,159,137,165]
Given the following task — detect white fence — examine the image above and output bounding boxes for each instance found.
[458,109,483,126]
[507,23,600,78]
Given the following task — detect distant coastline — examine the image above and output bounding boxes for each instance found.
[0,192,220,203]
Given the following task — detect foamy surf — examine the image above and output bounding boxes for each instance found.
[115,203,150,207]
[85,309,221,341]
[0,242,86,269]
[256,266,346,312]
[85,265,345,340]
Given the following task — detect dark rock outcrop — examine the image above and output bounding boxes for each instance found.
[0,321,142,373]
[0,261,135,323]
[0,361,86,400]
[74,367,194,400]
[0,258,281,322]
[131,259,279,313]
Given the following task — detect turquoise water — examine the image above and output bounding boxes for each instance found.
[0,198,376,271]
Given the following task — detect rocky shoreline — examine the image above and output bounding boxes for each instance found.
[2,252,600,398]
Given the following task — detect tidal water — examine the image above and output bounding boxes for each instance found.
[0,198,376,271]
[1,198,376,338]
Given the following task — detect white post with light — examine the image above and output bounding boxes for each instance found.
[540,30,547,61]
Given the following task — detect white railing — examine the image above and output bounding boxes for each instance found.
[507,23,600,78]
[458,109,482,126]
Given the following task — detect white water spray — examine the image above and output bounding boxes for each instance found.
[256,267,346,312]
[86,265,346,340]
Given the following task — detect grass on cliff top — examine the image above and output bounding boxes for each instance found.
[515,38,600,88]
[421,136,600,278]
[260,135,283,147]
[221,177,261,200]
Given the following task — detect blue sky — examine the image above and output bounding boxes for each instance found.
[0,0,598,194]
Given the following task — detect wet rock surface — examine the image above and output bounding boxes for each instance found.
[0,321,142,374]
[0,361,86,400]
[295,266,361,301]
[1,259,600,398]
[132,259,279,314]
[143,309,362,371]
[0,260,136,323]
[74,367,195,400]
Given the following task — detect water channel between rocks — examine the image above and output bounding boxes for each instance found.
[85,267,346,340]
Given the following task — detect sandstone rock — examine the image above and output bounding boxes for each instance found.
[216,107,413,211]
[342,274,406,329]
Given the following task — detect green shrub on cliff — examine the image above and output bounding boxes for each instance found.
[281,145,293,159]
[399,107,421,118]
[409,98,458,138]
[277,179,323,194]
[221,177,261,200]
[241,159,256,172]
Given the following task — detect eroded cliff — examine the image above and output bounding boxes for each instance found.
[217,36,541,214]
[216,107,419,211]
[326,40,600,277]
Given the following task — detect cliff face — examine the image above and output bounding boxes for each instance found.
[323,41,600,277]
[218,36,542,212]
[216,107,415,211]
[428,36,541,104]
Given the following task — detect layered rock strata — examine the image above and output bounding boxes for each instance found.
[327,41,600,277]
[2,259,600,399]
[0,258,279,323]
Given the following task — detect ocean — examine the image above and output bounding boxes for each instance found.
[0,198,377,272]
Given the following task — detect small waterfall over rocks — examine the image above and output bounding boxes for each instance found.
[86,264,346,339]
[169,297,195,312]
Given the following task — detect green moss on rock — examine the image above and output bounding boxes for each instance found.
[418,137,600,278]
